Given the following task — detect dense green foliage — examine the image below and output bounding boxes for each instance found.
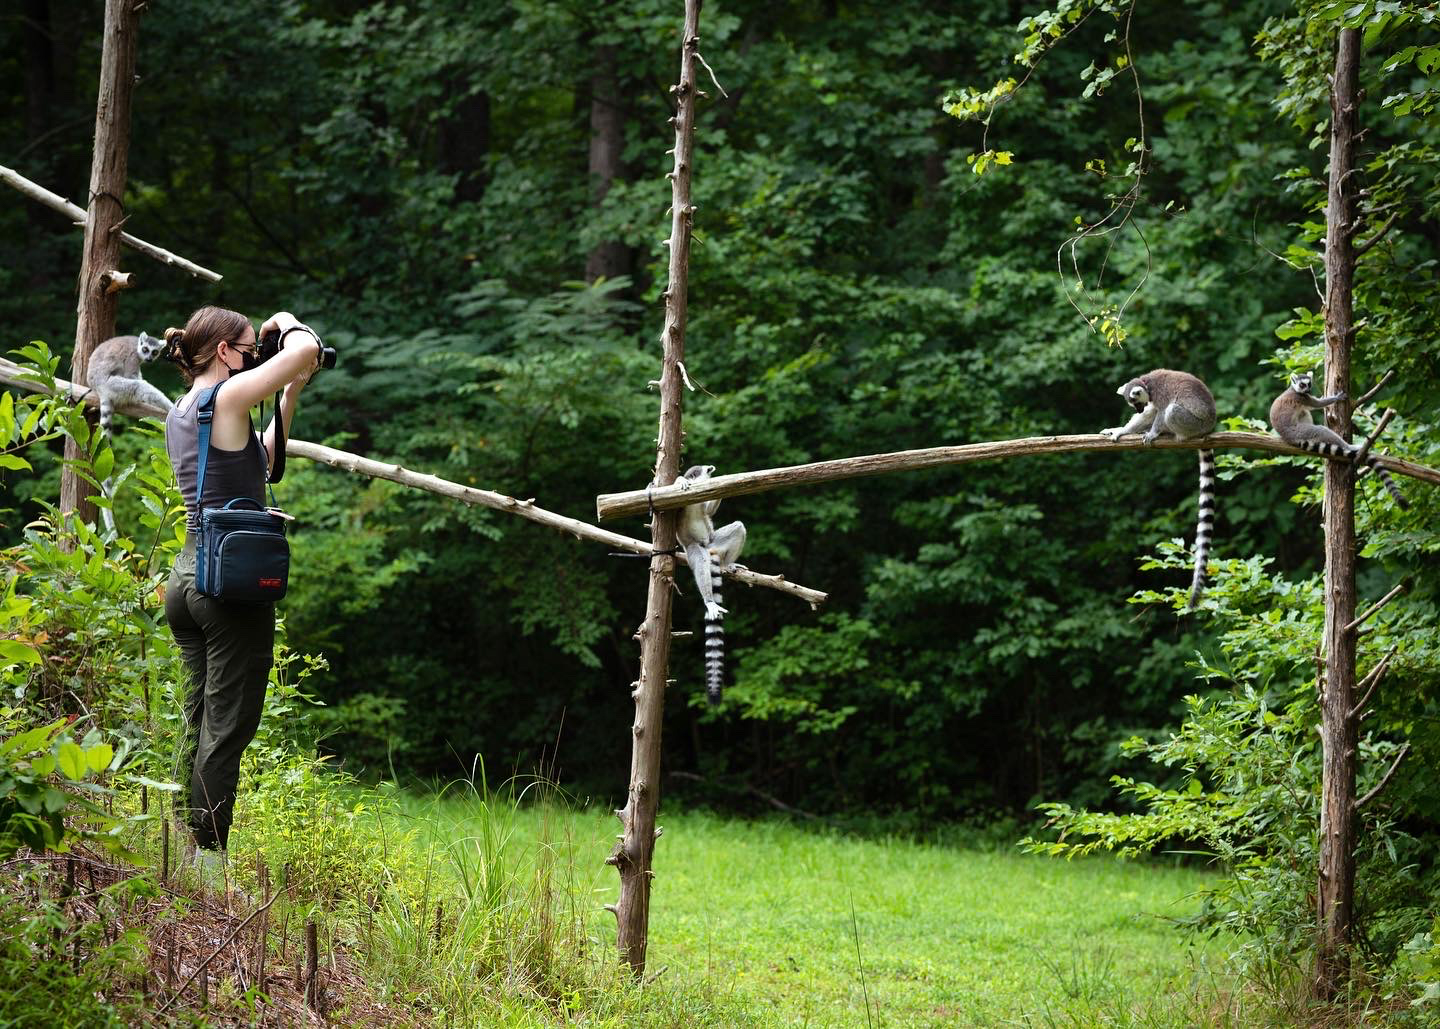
[0,0,1333,811]
[2,0,1439,1012]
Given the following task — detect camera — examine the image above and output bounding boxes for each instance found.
[258,327,338,369]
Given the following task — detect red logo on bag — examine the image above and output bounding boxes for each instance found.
[258,578,283,590]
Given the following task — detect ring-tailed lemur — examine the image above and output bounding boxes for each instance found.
[674,464,747,704]
[1100,368,1218,610]
[87,332,173,532]
[1269,371,1408,509]
[89,331,172,431]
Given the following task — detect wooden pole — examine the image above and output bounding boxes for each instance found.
[596,431,1440,520]
[605,0,704,976]
[0,165,222,281]
[1315,25,1362,1000]
[60,0,141,528]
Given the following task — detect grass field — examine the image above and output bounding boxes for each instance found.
[386,788,1229,1027]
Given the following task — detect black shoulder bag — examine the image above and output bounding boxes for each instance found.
[192,382,290,604]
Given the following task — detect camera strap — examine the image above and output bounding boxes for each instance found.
[265,387,286,484]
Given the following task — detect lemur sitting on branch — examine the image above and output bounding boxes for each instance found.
[1269,371,1407,509]
[1100,368,1218,610]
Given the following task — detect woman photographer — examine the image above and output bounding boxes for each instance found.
[160,305,320,872]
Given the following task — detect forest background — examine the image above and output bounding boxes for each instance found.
[2,0,1436,859]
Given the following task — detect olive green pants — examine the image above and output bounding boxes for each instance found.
[164,538,275,851]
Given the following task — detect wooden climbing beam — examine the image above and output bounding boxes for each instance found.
[0,358,827,608]
[0,164,222,283]
[594,430,1440,521]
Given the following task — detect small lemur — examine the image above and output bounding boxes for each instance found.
[674,464,747,704]
[1100,368,1218,609]
[1269,371,1408,509]
[87,332,173,533]
[88,331,172,431]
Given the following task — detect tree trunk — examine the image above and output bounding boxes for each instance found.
[60,0,140,528]
[1314,25,1361,1000]
[606,0,704,975]
[584,43,632,284]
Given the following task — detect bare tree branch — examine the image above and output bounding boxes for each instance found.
[0,163,221,282]
[1351,407,1395,469]
[1354,369,1396,409]
[1354,743,1410,812]
[0,358,827,607]
[596,431,1440,520]
[1349,645,1398,720]
[1344,583,1404,635]
[1353,209,1400,257]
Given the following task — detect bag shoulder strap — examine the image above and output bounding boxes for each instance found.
[194,382,222,507]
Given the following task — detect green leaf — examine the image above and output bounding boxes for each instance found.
[29,753,55,777]
[56,742,87,781]
[0,640,41,666]
[85,743,115,774]
[0,718,66,757]
[93,447,115,481]
[0,454,32,472]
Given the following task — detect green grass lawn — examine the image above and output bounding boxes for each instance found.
[395,790,1227,1027]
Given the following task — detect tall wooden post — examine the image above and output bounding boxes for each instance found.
[605,0,704,975]
[1315,25,1361,999]
[60,0,140,527]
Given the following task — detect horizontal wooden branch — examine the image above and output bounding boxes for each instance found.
[596,431,1440,520]
[0,359,826,607]
[289,440,826,606]
[0,163,222,282]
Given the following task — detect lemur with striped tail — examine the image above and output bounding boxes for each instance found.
[674,464,747,704]
[1269,371,1408,509]
[1100,368,1218,610]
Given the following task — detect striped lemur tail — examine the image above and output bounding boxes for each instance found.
[1294,439,1410,509]
[1188,449,1216,610]
[704,548,726,704]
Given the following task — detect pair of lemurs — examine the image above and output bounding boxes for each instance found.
[1102,367,1407,610]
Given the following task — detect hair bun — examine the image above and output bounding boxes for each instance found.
[161,326,191,368]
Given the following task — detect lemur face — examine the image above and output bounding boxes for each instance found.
[682,464,716,480]
[136,331,164,363]
[1117,380,1150,413]
[1290,372,1313,394]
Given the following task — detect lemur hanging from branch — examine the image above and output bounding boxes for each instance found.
[674,464,747,704]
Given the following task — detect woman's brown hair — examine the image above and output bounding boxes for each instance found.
[161,306,251,385]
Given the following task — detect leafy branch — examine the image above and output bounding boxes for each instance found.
[942,0,1152,346]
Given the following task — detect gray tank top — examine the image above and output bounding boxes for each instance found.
[165,388,268,532]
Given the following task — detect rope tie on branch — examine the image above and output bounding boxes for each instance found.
[88,189,125,211]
